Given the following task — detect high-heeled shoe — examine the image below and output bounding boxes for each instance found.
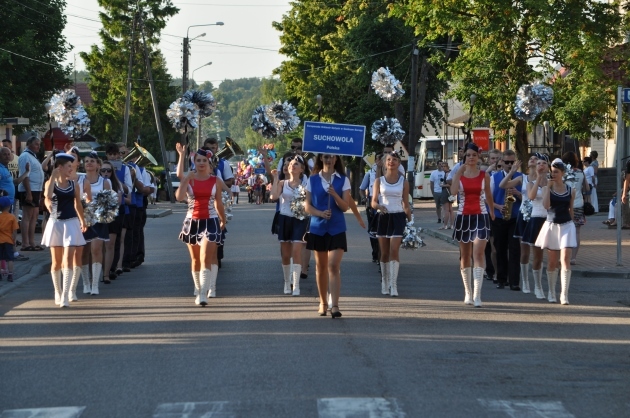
[331,306,342,319]
[318,303,327,316]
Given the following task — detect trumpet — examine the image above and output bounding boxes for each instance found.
[502,188,516,220]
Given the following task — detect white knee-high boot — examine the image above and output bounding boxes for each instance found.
[192,271,200,297]
[389,261,399,297]
[560,269,572,305]
[198,269,209,306]
[81,264,91,294]
[291,264,301,296]
[547,269,558,303]
[380,262,389,295]
[207,264,218,298]
[532,269,545,299]
[473,267,484,307]
[69,266,81,301]
[51,270,62,305]
[460,267,472,305]
[520,263,530,294]
[91,263,102,295]
[60,268,71,308]
[282,264,292,294]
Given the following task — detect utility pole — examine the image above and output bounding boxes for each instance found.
[122,10,138,147]
[182,37,189,94]
[138,13,175,203]
[408,45,419,197]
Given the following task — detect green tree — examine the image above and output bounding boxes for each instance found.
[0,0,71,127]
[80,0,179,158]
[273,0,450,157]
[390,0,627,159]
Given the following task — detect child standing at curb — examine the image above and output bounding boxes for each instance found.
[0,196,18,282]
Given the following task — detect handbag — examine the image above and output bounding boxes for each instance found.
[583,202,595,216]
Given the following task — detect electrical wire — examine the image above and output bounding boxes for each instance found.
[0,46,57,66]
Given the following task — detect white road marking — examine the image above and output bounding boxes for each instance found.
[153,402,234,418]
[318,397,405,418]
[0,407,86,418]
[478,399,575,418]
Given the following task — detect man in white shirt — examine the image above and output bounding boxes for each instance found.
[429,161,445,223]
[18,136,45,251]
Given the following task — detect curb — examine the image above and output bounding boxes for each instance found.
[147,209,172,218]
[420,226,630,279]
[0,259,51,299]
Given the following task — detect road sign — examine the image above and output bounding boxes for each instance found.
[303,121,366,157]
[623,88,630,104]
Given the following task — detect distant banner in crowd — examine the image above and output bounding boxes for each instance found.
[303,121,366,157]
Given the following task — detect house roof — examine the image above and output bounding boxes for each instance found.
[73,83,93,106]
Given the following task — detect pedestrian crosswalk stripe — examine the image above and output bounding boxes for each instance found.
[153,402,234,418]
[317,398,405,418]
[478,399,575,418]
[0,406,86,418]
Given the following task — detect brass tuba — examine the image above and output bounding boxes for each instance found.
[502,188,516,220]
[123,142,158,167]
[215,137,244,160]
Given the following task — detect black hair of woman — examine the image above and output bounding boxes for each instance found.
[464,142,480,153]
[313,154,345,176]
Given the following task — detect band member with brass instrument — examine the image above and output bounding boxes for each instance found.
[490,149,522,290]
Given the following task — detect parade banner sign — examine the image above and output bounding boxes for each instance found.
[303,121,366,157]
[254,168,266,175]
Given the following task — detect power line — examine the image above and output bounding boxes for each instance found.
[0,46,57,66]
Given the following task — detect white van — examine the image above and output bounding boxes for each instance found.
[412,137,462,199]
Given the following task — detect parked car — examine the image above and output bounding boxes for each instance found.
[164,173,180,200]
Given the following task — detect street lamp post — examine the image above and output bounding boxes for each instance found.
[182,22,223,94]
[193,62,213,149]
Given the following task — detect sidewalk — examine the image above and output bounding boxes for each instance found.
[412,200,630,279]
[0,233,52,298]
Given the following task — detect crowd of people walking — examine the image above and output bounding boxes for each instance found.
[5,133,605,315]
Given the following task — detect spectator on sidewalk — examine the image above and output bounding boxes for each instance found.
[18,136,45,252]
[0,196,19,282]
[590,150,600,213]
[429,161,445,224]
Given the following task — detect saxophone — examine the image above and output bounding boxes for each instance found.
[502,188,516,220]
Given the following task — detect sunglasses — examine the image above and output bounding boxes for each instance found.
[503,160,515,165]
[497,165,503,169]
[100,168,112,173]
[290,145,302,150]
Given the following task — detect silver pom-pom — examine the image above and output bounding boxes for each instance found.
[222,191,233,222]
[290,185,308,220]
[371,67,405,101]
[520,199,533,222]
[183,90,217,118]
[514,82,554,121]
[167,95,199,133]
[563,163,577,184]
[47,90,91,139]
[371,117,405,145]
[90,189,119,224]
[402,218,426,250]
[81,193,95,227]
[266,101,300,134]
[251,105,278,139]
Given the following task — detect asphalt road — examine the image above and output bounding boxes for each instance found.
[0,201,629,418]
